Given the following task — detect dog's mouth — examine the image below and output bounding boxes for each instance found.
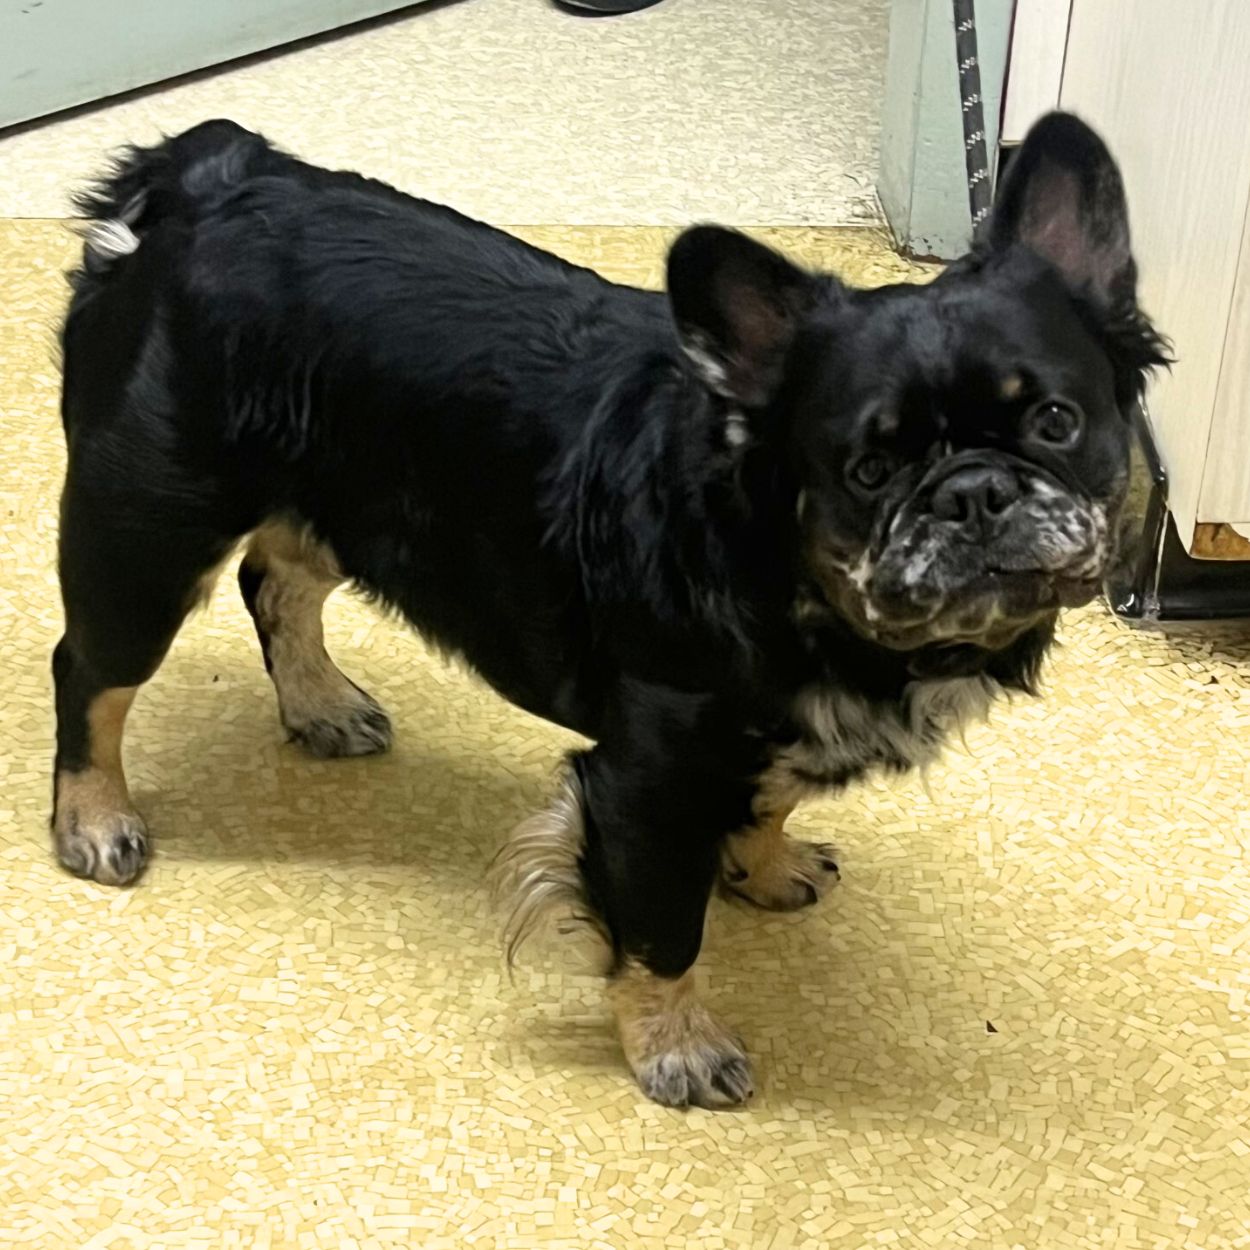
[859,567,1101,651]
[807,554,1102,657]
[805,470,1113,654]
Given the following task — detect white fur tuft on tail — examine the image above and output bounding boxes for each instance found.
[82,218,140,265]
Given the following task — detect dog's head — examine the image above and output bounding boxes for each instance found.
[667,113,1168,672]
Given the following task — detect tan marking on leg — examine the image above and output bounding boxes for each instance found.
[249,518,343,579]
[609,960,754,1109]
[722,794,840,912]
[53,686,149,885]
[246,520,391,757]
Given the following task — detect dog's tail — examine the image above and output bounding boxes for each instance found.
[72,119,280,279]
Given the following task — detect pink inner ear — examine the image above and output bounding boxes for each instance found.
[1017,161,1129,297]
[1021,166,1089,286]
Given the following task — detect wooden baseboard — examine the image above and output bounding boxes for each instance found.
[1190,523,1250,560]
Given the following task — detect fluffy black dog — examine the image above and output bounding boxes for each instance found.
[53,114,1165,1107]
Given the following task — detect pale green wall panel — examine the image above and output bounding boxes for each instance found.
[1,0,425,128]
[878,0,1013,259]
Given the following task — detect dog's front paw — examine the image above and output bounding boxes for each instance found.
[53,792,149,886]
[611,963,755,1109]
[633,1033,756,1109]
[285,688,393,758]
[723,834,840,911]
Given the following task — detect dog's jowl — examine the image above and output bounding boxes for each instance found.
[53,114,1166,1106]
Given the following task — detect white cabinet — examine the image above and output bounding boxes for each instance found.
[1004,0,1250,560]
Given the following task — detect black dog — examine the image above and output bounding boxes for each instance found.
[53,114,1165,1107]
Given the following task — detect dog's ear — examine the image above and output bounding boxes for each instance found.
[667,226,815,408]
[989,112,1137,306]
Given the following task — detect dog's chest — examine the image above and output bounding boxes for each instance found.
[765,675,999,802]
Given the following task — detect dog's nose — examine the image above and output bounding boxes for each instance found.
[931,465,1020,525]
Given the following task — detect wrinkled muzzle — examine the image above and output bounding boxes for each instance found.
[818,455,1115,651]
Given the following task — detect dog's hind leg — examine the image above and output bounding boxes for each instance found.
[238,520,392,758]
[53,476,240,886]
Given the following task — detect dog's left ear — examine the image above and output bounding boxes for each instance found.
[667,226,816,408]
[989,112,1138,307]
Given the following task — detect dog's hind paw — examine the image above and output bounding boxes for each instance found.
[285,688,393,758]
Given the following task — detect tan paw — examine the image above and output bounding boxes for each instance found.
[611,963,755,1109]
[722,834,840,911]
[53,770,149,886]
[284,685,393,758]
[632,1030,756,1109]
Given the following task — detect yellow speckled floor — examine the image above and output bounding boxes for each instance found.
[2,220,1250,1249]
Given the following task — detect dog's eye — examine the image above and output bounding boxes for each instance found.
[1024,401,1083,449]
[848,452,896,492]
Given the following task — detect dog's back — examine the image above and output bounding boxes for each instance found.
[64,120,647,454]
[59,121,675,688]
[55,121,690,782]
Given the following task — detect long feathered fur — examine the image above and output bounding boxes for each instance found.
[488,770,612,973]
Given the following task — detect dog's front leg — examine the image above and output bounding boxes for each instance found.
[576,688,764,1109]
[606,954,754,1111]
[494,682,764,1107]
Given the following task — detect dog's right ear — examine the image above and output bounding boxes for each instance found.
[667,226,816,408]
[988,112,1138,307]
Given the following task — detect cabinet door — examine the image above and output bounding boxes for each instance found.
[1056,1,1250,554]
[1005,1,1250,555]
[1000,0,1070,145]
[1195,203,1250,553]
[1,0,419,129]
